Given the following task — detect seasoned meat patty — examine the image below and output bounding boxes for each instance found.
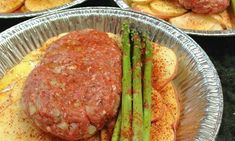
[179,0,230,14]
[22,29,122,140]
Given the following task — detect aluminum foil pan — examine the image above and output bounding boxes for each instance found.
[0,0,87,19]
[114,0,235,36]
[0,7,223,141]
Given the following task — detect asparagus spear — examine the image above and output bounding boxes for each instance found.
[131,30,143,141]
[232,0,235,15]
[120,23,132,141]
[143,35,153,141]
[111,110,122,141]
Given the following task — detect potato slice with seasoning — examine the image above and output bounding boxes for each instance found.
[211,10,232,29]
[160,82,180,129]
[81,133,100,141]
[131,3,158,17]
[150,104,175,141]
[231,14,235,29]
[131,0,153,4]
[151,90,166,122]
[25,0,72,12]
[150,0,187,19]
[150,124,175,141]
[20,5,30,12]
[152,44,177,91]
[169,12,224,30]
[100,129,110,141]
[0,0,24,13]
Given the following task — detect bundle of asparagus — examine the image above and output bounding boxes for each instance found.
[111,23,153,141]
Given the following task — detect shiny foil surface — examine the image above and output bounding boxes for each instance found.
[114,0,235,36]
[0,7,223,141]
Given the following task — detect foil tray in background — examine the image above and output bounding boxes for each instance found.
[114,0,235,37]
[0,0,87,19]
[0,7,223,141]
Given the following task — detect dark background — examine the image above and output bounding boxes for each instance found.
[0,0,234,140]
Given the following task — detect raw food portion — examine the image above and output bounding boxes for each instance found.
[151,90,166,122]
[22,30,122,140]
[179,0,230,14]
[152,44,177,91]
[0,30,121,141]
[25,0,71,11]
[150,0,187,19]
[211,10,232,29]
[150,102,175,141]
[160,82,180,129]
[131,0,152,4]
[132,3,158,17]
[169,12,224,30]
[0,0,24,13]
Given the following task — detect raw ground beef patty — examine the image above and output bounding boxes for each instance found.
[22,29,122,140]
[179,0,230,14]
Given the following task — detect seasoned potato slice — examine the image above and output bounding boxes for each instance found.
[150,104,175,141]
[151,90,166,122]
[211,10,232,29]
[150,123,175,141]
[100,129,110,141]
[0,32,123,141]
[169,12,224,30]
[0,34,66,141]
[150,83,179,141]
[81,133,100,141]
[25,0,72,12]
[131,0,153,4]
[131,3,158,17]
[231,15,235,29]
[20,5,29,12]
[150,0,187,19]
[152,44,177,91]
[0,78,62,141]
[160,82,180,128]
[0,0,24,13]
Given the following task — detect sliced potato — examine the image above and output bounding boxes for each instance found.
[231,15,235,29]
[0,46,58,141]
[160,82,180,128]
[228,7,235,29]
[41,33,68,51]
[81,133,100,141]
[150,0,187,19]
[20,5,30,13]
[152,44,177,91]
[0,34,69,141]
[100,129,110,141]
[131,0,153,4]
[150,124,175,141]
[150,104,175,141]
[151,90,166,122]
[131,3,158,17]
[0,0,24,13]
[0,78,63,141]
[107,32,122,48]
[169,12,224,30]
[25,0,72,12]
[0,32,122,141]
[211,10,232,29]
